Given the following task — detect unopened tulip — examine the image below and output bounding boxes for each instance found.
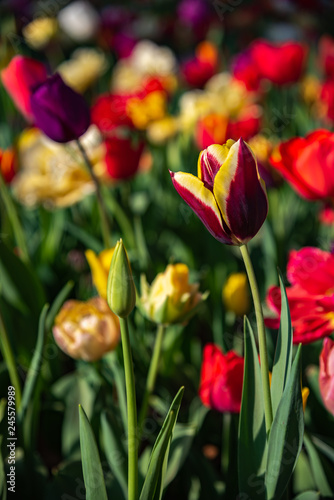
[139,263,206,325]
[53,297,120,361]
[30,73,90,143]
[319,338,334,416]
[223,272,250,316]
[170,138,268,245]
[1,55,48,121]
[107,239,136,318]
[85,247,115,299]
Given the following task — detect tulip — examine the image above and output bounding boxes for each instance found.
[107,239,136,318]
[199,344,244,413]
[223,272,250,316]
[266,247,334,344]
[104,136,144,180]
[30,73,91,143]
[85,247,115,299]
[0,148,17,184]
[270,129,334,200]
[139,263,206,325]
[319,338,334,416]
[170,138,268,245]
[319,35,334,79]
[250,39,307,86]
[1,55,48,121]
[53,297,120,362]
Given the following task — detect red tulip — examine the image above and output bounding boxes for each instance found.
[319,338,334,416]
[1,55,48,121]
[199,344,244,413]
[320,80,334,122]
[104,135,144,180]
[232,50,262,92]
[266,247,334,344]
[250,39,307,86]
[91,93,134,132]
[181,42,218,88]
[270,129,334,200]
[0,148,17,184]
[319,35,334,79]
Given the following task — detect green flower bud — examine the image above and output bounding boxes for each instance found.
[107,239,136,318]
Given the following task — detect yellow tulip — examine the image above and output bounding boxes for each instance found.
[223,272,250,316]
[85,247,115,299]
[139,263,206,325]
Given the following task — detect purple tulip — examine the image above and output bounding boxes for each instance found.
[30,73,90,143]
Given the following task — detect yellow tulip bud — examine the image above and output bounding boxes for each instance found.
[107,240,136,318]
[139,263,207,325]
[302,387,310,412]
[53,297,120,362]
[85,247,115,299]
[223,272,250,316]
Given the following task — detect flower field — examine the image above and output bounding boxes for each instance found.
[0,1,334,499]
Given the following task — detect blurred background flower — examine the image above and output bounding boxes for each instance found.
[53,297,120,362]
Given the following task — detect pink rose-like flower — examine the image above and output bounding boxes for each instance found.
[319,338,334,416]
[1,55,48,121]
[199,344,244,413]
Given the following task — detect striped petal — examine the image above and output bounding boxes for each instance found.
[197,141,234,189]
[170,170,233,244]
[213,138,268,244]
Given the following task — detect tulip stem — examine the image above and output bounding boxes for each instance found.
[119,317,138,500]
[0,309,22,409]
[76,139,112,248]
[0,170,30,263]
[239,244,273,435]
[138,324,165,438]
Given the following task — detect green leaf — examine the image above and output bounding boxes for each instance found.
[293,492,320,500]
[139,386,184,500]
[303,433,334,497]
[271,271,293,416]
[0,241,45,316]
[18,304,49,425]
[79,405,108,500]
[266,344,304,500]
[101,410,128,498]
[311,435,334,463]
[102,352,128,433]
[164,423,197,486]
[238,317,267,499]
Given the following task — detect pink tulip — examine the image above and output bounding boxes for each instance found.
[1,55,48,121]
[319,338,334,416]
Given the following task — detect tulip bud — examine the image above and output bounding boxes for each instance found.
[107,239,136,318]
[52,297,120,362]
[223,272,250,316]
[319,337,334,416]
[30,73,91,143]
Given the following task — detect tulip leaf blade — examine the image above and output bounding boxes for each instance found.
[238,316,267,500]
[18,303,49,425]
[139,386,184,500]
[79,405,108,500]
[303,433,334,497]
[271,270,293,416]
[101,410,128,498]
[265,344,304,500]
[293,492,320,500]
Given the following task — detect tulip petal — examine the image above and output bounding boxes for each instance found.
[170,170,232,244]
[197,142,233,189]
[213,138,268,243]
